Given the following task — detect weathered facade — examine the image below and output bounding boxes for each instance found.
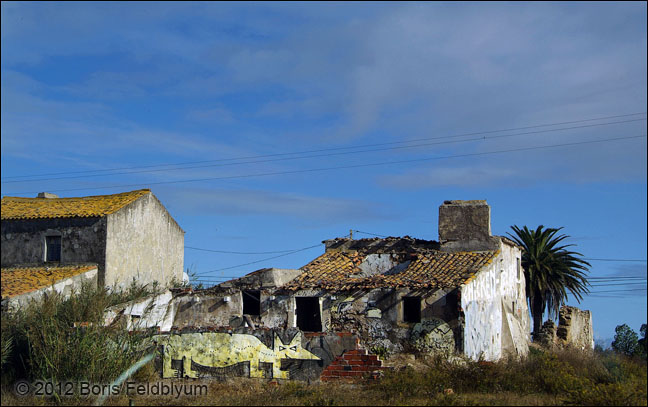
[1,189,184,302]
[107,200,531,381]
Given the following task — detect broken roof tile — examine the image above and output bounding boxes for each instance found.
[284,250,498,291]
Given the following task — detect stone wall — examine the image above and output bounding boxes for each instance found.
[1,217,107,277]
[557,306,594,350]
[535,306,594,350]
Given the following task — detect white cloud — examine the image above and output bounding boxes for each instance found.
[157,186,389,222]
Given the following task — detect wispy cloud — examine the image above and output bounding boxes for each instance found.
[158,186,389,223]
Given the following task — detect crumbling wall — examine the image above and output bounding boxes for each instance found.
[326,288,462,356]
[105,290,176,331]
[534,306,594,350]
[556,306,594,350]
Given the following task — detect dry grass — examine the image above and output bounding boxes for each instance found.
[2,284,645,406]
[2,348,645,406]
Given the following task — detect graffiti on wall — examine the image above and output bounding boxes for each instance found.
[410,317,455,355]
[155,331,320,379]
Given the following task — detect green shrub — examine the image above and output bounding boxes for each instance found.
[1,281,158,389]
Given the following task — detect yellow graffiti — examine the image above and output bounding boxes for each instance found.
[155,332,320,379]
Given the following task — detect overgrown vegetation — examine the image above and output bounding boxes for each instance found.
[374,347,646,406]
[2,283,646,405]
[2,344,646,406]
[1,280,159,390]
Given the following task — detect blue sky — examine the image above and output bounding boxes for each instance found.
[1,2,646,344]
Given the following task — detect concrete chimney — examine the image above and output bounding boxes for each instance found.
[37,192,59,198]
[438,200,498,252]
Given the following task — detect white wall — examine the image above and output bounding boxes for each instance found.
[105,193,184,290]
[461,239,530,361]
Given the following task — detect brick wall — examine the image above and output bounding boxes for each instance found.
[320,349,387,382]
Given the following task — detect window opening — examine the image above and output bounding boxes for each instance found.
[46,235,61,262]
[242,290,261,316]
[403,296,421,323]
[296,297,322,332]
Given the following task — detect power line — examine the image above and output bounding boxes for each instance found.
[586,288,647,294]
[353,230,389,238]
[3,111,645,181]
[3,118,645,184]
[5,134,645,196]
[582,258,647,262]
[185,246,300,255]
[193,243,322,276]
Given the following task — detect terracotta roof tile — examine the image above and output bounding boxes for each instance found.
[1,263,98,298]
[284,250,498,291]
[1,189,150,220]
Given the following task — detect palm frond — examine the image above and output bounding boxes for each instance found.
[509,224,591,333]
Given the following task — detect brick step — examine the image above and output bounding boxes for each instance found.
[320,348,385,382]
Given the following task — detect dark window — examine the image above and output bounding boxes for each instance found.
[46,236,61,262]
[446,290,459,311]
[242,290,261,316]
[296,297,322,332]
[403,296,421,323]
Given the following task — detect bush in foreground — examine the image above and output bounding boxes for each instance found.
[1,281,158,388]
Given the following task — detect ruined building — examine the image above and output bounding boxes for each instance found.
[1,189,184,307]
[107,200,531,381]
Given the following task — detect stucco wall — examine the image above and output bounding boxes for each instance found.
[4,267,98,310]
[1,217,107,274]
[461,239,530,361]
[105,193,184,290]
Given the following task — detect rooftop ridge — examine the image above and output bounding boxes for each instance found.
[1,189,151,220]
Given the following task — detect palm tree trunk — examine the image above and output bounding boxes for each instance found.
[531,295,545,339]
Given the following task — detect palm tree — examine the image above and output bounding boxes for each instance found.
[507,225,591,338]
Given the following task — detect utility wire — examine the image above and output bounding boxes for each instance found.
[193,243,322,276]
[582,258,647,262]
[5,134,645,195]
[353,230,389,238]
[3,111,645,181]
[5,118,646,184]
[185,246,300,255]
[586,288,646,293]
[3,118,645,184]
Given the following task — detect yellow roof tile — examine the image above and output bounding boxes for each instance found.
[1,263,98,298]
[1,189,150,220]
[285,250,498,291]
